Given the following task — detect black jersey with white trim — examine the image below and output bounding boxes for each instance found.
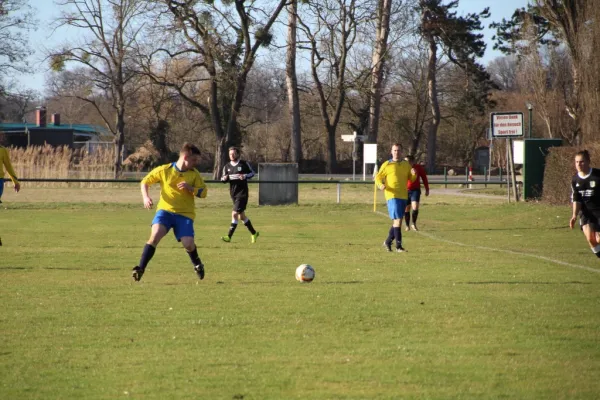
[571,168,600,215]
[222,160,255,198]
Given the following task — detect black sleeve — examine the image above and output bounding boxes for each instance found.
[571,176,581,203]
[242,161,256,179]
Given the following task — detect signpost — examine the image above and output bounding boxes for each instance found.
[363,143,377,181]
[490,112,524,202]
[341,131,365,181]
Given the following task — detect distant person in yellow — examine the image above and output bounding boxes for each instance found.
[0,137,21,246]
[132,143,208,282]
[375,143,416,253]
[0,141,21,204]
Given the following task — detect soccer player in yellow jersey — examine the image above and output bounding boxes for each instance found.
[0,143,21,204]
[132,143,208,282]
[0,139,20,246]
[375,143,416,252]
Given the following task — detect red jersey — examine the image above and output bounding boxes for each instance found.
[407,163,429,191]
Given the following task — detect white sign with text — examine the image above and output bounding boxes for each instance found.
[490,112,524,138]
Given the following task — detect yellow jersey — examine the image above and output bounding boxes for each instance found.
[0,146,19,185]
[375,159,415,201]
[141,163,207,220]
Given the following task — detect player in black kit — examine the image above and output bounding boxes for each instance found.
[220,146,260,243]
[569,150,600,258]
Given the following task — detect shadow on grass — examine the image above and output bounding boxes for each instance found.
[428,226,566,233]
[459,281,592,285]
[41,267,122,271]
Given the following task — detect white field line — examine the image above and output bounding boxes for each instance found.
[375,211,600,275]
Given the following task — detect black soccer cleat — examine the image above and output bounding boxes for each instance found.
[396,246,407,253]
[383,241,392,252]
[132,266,145,281]
[194,263,205,280]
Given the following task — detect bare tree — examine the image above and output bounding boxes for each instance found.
[418,0,490,173]
[139,0,287,178]
[286,0,303,165]
[388,44,431,157]
[298,0,372,173]
[0,0,36,95]
[491,1,596,143]
[365,0,392,144]
[487,55,518,91]
[49,0,147,177]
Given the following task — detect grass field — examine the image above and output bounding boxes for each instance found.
[1,185,599,399]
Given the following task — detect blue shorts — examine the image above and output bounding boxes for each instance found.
[151,210,195,241]
[0,178,4,199]
[387,198,408,220]
[408,189,421,203]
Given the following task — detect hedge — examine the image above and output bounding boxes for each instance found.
[542,143,600,205]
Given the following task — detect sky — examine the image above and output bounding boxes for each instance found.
[16,0,529,93]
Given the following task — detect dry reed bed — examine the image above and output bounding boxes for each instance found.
[8,144,118,188]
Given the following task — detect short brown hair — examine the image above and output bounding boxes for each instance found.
[575,150,590,161]
[181,143,201,156]
[228,146,241,156]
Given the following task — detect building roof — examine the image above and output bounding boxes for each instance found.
[0,122,109,135]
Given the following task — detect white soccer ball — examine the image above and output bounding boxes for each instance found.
[295,264,315,283]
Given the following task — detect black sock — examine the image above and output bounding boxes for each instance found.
[139,244,156,270]
[404,211,410,227]
[412,210,419,224]
[187,246,202,266]
[228,222,238,238]
[244,218,257,235]
[393,227,402,248]
[386,226,394,244]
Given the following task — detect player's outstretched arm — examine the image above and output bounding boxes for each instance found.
[570,202,581,229]
[141,183,153,209]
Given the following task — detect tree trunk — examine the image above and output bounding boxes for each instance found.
[209,75,227,179]
[425,34,440,174]
[114,111,125,179]
[367,0,392,144]
[326,126,337,174]
[286,0,302,165]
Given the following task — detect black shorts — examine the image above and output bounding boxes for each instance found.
[408,189,421,203]
[580,212,600,232]
[232,196,248,213]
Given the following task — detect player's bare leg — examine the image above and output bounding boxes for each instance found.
[239,211,259,243]
[410,201,420,231]
[222,211,240,242]
[133,224,168,281]
[582,225,600,258]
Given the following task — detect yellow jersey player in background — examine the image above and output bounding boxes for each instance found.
[0,142,21,204]
[375,143,416,252]
[132,143,208,282]
[0,136,21,247]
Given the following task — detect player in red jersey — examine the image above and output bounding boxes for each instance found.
[404,155,429,231]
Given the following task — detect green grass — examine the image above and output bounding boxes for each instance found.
[1,187,599,399]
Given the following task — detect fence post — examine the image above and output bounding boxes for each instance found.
[499,167,503,188]
[484,167,487,188]
[337,182,341,204]
[444,167,447,189]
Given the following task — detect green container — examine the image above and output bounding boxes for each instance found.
[521,138,562,199]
